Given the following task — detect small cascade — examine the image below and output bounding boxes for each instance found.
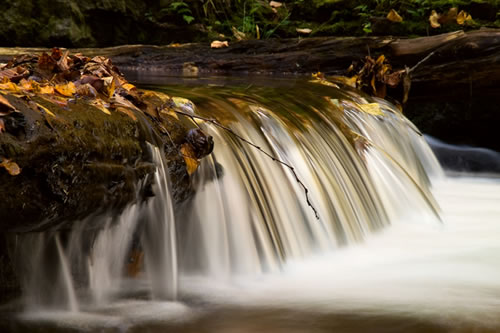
[14,145,178,311]
[13,79,444,314]
[169,81,443,277]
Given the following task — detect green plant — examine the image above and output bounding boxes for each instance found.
[170,1,195,24]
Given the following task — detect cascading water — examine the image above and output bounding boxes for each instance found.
[4,78,500,332]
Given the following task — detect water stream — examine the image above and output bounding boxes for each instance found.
[2,78,500,332]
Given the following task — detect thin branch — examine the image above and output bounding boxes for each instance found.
[409,50,435,73]
[175,110,320,220]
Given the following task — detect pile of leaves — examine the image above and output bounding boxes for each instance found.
[0,48,212,177]
[312,54,411,110]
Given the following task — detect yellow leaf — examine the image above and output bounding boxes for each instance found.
[0,158,21,176]
[358,103,383,116]
[296,28,312,34]
[122,83,136,91]
[39,85,54,94]
[90,100,111,115]
[456,10,472,25]
[108,77,116,98]
[211,40,229,48]
[55,82,76,97]
[387,9,403,23]
[36,103,56,117]
[256,24,260,40]
[0,81,20,93]
[429,10,441,28]
[375,54,385,65]
[180,143,200,175]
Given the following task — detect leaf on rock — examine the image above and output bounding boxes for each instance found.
[35,102,56,117]
[0,157,21,176]
[122,83,136,91]
[429,10,441,28]
[211,40,229,48]
[55,82,76,97]
[39,85,55,94]
[107,77,116,98]
[75,83,98,98]
[90,99,111,115]
[180,143,200,175]
[358,103,383,116]
[387,9,403,23]
[0,81,21,93]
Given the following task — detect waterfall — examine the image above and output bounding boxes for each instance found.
[14,146,177,311]
[12,80,446,317]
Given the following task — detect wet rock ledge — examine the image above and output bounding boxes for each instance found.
[0,49,212,233]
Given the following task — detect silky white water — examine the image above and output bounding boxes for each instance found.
[6,80,500,332]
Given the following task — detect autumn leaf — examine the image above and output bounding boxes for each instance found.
[457,10,473,25]
[358,103,383,116]
[39,85,55,94]
[296,28,312,34]
[0,157,21,176]
[35,102,56,117]
[429,10,441,28]
[232,26,246,41]
[387,9,403,23]
[90,99,111,115]
[180,143,200,175]
[75,83,98,98]
[122,83,136,91]
[55,82,76,97]
[0,81,21,93]
[211,40,229,48]
[108,77,116,98]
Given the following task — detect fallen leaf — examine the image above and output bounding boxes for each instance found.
[57,49,70,71]
[440,7,458,24]
[108,77,116,98]
[457,10,472,25]
[39,85,55,94]
[90,99,111,115]
[211,40,229,48]
[387,9,403,23]
[231,26,246,41]
[122,83,136,91]
[296,28,312,34]
[429,10,441,28]
[0,81,21,93]
[0,157,21,176]
[358,103,383,116]
[55,82,76,97]
[35,102,56,117]
[180,143,200,175]
[75,83,98,98]
[38,52,57,71]
[269,1,282,8]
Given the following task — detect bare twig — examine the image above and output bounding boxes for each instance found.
[174,110,320,220]
[409,50,435,73]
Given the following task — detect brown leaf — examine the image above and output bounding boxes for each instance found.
[429,10,441,28]
[57,49,70,72]
[0,119,4,133]
[51,48,63,61]
[38,52,57,71]
[75,83,98,98]
[0,157,21,176]
[211,40,229,48]
[387,9,403,23]
[180,143,200,175]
